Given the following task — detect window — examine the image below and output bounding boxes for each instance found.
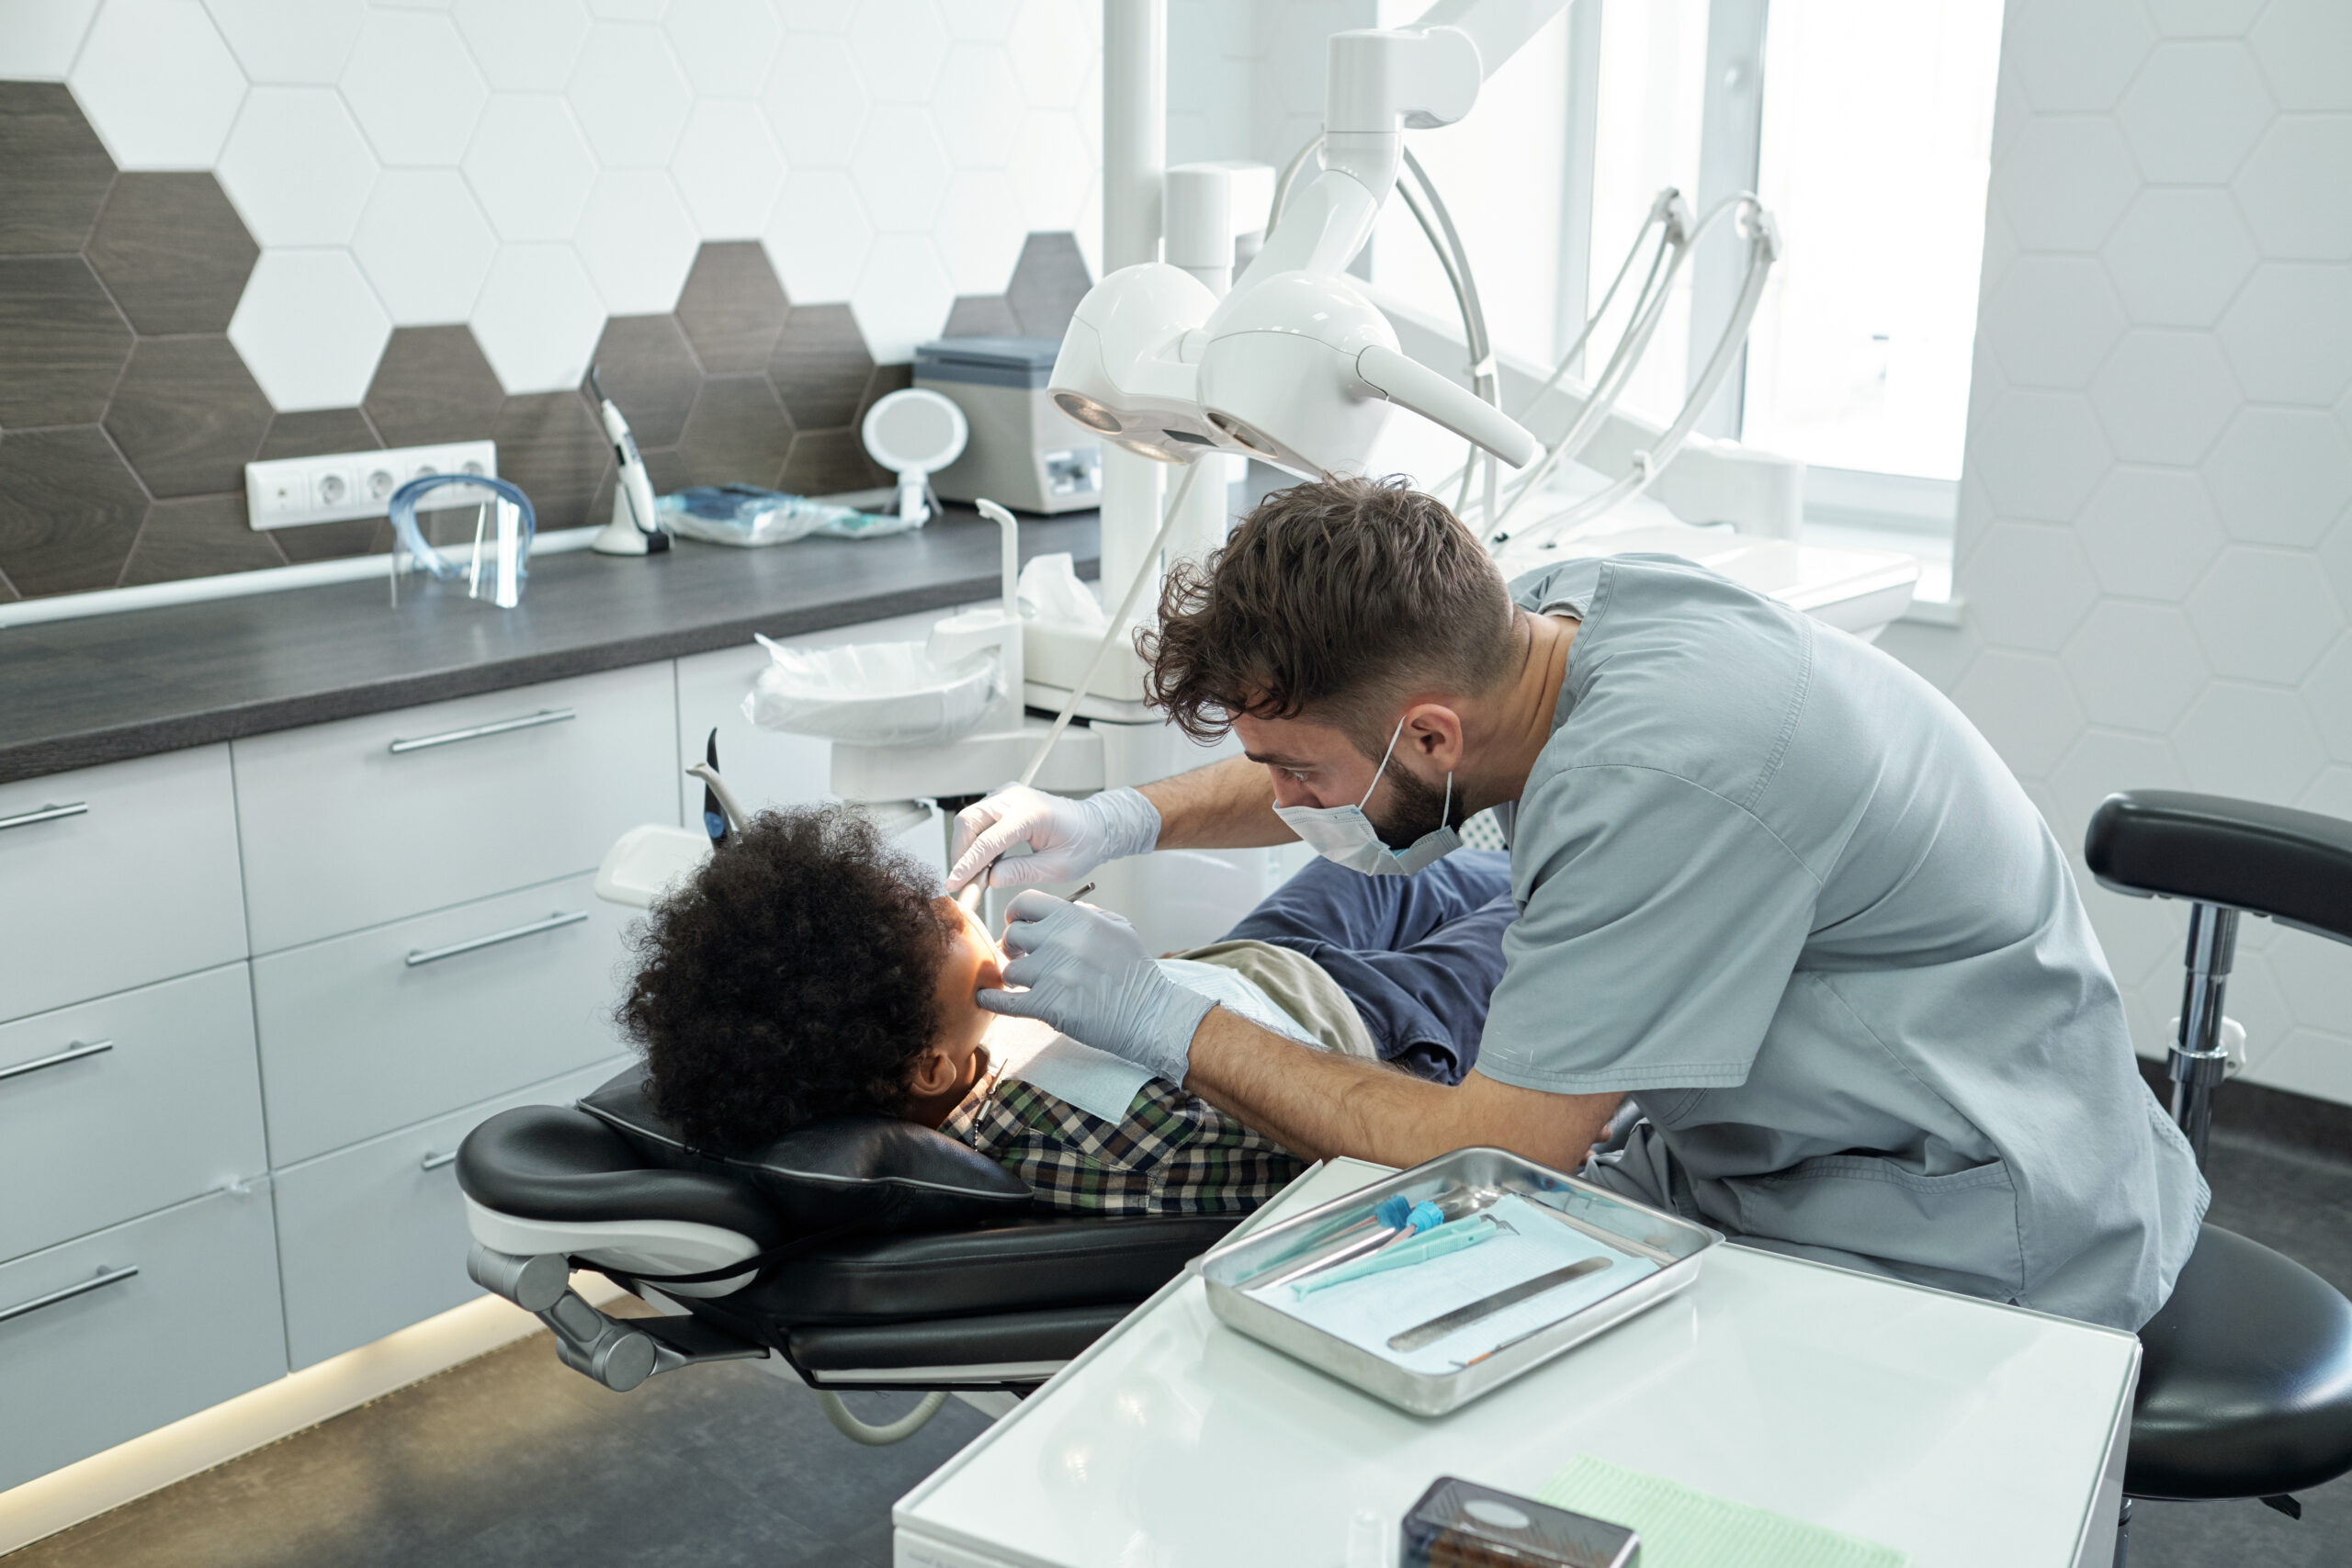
[1739,0,2006,482]
[1360,0,2004,547]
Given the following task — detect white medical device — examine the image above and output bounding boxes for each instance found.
[1050,17,1542,479]
[862,388,970,527]
[587,364,669,558]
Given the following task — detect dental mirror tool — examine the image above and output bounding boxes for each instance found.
[588,364,669,557]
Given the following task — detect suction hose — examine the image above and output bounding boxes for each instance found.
[816,1388,950,1446]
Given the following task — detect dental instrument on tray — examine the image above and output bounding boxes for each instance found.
[1292,1212,1502,1297]
[1261,1189,1484,1292]
[1386,1255,1614,1353]
[586,364,669,558]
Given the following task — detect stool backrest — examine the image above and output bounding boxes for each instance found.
[2086,791,2352,947]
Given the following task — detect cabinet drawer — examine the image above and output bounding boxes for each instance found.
[0,1186,285,1492]
[273,1055,630,1370]
[232,663,677,953]
[252,872,635,1165]
[674,610,949,874]
[0,966,266,1265]
[0,746,245,1024]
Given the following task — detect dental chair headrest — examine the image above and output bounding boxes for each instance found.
[576,1069,1033,1234]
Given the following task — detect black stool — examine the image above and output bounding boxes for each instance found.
[2085,791,2352,1544]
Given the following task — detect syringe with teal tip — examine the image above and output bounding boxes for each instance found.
[1291,1213,1498,1296]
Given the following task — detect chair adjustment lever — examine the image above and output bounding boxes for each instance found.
[468,1244,768,1393]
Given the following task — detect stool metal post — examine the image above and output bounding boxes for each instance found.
[2170,901,2238,1168]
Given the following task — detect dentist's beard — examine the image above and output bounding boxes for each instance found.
[1371,760,1462,851]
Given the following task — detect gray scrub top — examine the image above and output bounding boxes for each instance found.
[1480,555,2205,1330]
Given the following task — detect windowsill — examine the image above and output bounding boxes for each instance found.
[1799,466,1962,626]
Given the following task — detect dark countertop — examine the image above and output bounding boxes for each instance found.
[0,506,1098,784]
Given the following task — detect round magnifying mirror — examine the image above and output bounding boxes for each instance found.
[862,388,969,525]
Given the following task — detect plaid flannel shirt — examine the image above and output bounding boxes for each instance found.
[940,1073,1308,1215]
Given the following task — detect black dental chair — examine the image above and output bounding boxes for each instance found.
[455,1070,1237,1437]
[2085,791,2352,1549]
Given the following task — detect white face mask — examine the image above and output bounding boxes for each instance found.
[1272,717,1463,877]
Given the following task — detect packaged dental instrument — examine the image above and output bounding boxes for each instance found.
[654,485,911,547]
[1198,1148,1720,1416]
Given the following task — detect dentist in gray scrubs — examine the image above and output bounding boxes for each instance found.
[947,476,2206,1330]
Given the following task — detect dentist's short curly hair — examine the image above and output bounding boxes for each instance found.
[1139,474,1518,754]
[619,805,958,1156]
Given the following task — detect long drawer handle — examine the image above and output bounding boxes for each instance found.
[0,801,88,832]
[388,707,575,754]
[405,910,589,967]
[0,1039,113,1085]
[0,1265,139,1327]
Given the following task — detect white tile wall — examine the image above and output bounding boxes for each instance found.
[1889,0,2352,1105]
[38,0,1105,398]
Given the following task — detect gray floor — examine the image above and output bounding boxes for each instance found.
[10,1122,2352,1566]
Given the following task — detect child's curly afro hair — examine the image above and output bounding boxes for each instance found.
[618,804,958,1155]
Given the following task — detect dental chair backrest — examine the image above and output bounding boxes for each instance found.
[458,1069,1035,1298]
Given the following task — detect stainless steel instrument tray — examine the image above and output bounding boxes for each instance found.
[1198,1147,1722,1416]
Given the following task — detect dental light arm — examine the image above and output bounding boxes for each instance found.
[1048,0,1574,479]
[1357,344,1536,467]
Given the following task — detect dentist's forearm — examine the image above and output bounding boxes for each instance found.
[1182,1008,1621,1172]
[1137,756,1292,850]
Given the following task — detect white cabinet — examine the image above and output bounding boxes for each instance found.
[0,965,266,1265]
[232,664,679,954]
[0,746,245,1026]
[0,1186,287,1492]
[251,872,634,1165]
[272,1055,630,1370]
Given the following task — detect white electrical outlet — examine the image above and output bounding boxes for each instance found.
[243,440,500,531]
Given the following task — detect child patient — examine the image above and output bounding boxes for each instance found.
[620,804,1514,1215]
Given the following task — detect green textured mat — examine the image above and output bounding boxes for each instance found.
[1538,1456,1908,1568]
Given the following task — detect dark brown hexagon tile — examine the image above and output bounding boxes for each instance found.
[0,83,115,256]
[258,408,381,461]
[767,302,873,431]
[85,173,258,335]
[275,519,390,563]
[494,391,609,531]
[0,426,148,597]
[943,295,1022,337]
[779,428,877,497]
[583,315,700,448]
[120,492,287,585]
[677,375,794,488]
[1005,232,1091,339]
[676,242,787,376]
[0,255,132,427]
[103,336,272,498]
[364,325,506,447]
[586,443,693,533]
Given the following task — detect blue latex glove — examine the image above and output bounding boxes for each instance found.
[946,784,1160,894]
[977,890,1212,1085]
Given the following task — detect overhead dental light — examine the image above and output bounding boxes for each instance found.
[1050,13,1544,479]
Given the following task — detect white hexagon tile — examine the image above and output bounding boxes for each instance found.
[71,0,246,167]
[1934,0,2352,1104]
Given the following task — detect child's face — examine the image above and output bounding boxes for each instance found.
[910,895,1007,1102]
